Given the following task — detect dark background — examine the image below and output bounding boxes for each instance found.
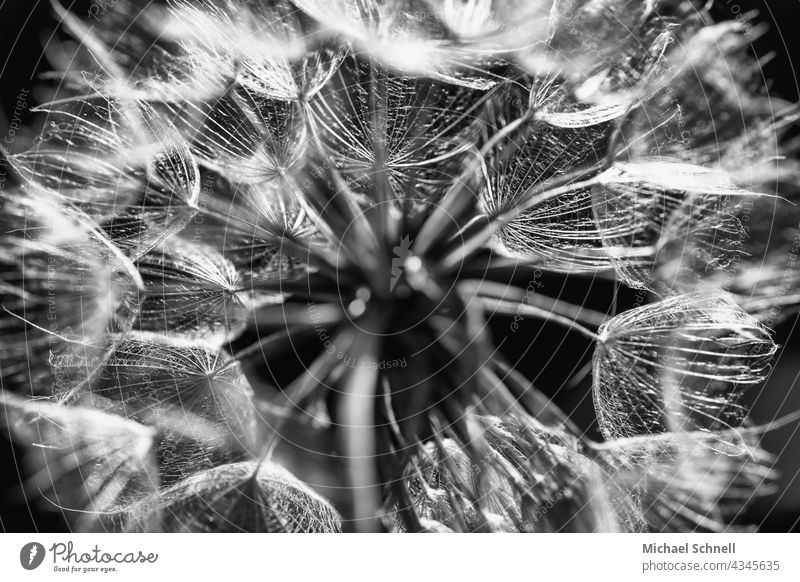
[1,0,799,532]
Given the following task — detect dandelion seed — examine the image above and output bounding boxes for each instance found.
[9,98,200,258]
[57,332,258,485]
[480,82,613,271]
[0,191,141,395]
[165,89,308,185]
[396,414,606,532]
[0,392,158,532]
[184,170,311,282]
[593,293,777,440]
[128,460,341,532]
[591,177,746,291]
[168,0,346,101]
[134,237,248,343]
[593,429,773,532]
[309,56,484,202]
[1,0,796,534]
[294,0,552,88]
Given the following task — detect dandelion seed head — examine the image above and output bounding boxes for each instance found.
[1,0,796,533]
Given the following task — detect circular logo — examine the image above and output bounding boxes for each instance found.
[19,542,46,570]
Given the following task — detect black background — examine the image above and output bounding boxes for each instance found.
[1,0,799,532]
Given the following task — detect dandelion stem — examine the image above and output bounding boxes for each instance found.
[220,327,297,371]
[478,296,600,341]
[462,279,609,327]
[338,326,383,533]
[412,111,534,257]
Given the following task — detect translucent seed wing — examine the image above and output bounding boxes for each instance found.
[0,191,141,395]
[134,237,248,344]
[128,461,341,532]
[0,392,158,532]
[58,332,258,485]
[10,98,200,258]
[592,294,776,440]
